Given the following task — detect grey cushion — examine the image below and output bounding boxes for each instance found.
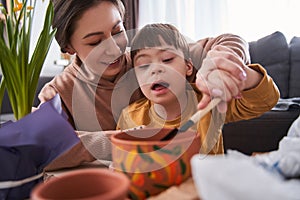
[289,36,300,97]
[249,31,290,98]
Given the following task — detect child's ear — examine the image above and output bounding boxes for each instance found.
[186,58,193,76]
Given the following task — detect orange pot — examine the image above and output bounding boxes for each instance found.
[111,128,200,200]
[31,168,130,200]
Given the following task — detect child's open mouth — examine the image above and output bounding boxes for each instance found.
[151,81,170,91]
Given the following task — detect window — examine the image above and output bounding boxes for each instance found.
[139,0,300,42]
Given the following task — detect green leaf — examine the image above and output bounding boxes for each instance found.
[0,77,6,113]
[0,39,20,89]
[0,0,56,119]
[28,1,56,104]
[0,19,5,42]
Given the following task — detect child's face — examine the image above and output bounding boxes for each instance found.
[133,46,193,105]
[68,1,128,78]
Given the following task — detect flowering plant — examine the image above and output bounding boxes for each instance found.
[0,0,56,120]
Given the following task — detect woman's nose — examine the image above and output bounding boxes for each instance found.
[150,64,165,75]
[103,36,122,56]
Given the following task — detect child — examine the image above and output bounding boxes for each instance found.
[117,23,279,154]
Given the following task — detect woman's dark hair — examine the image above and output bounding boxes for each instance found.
[51,0,125,52]
[130,23,190,63]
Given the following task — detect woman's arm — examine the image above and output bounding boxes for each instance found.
[44,130,121,171]
[189,33,254,112]
[189,33,250,73]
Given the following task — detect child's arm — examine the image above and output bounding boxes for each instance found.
[243,64,263,90]
[226,64,280,122]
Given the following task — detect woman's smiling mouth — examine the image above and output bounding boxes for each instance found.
[101,58,120,66]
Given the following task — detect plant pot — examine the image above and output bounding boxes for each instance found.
[111,128,200,200]
[30,168,130,200]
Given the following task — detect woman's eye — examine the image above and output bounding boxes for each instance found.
[163,57,174,63]
[89,40,102,46]
[113,30,124,37]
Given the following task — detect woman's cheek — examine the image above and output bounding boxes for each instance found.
[116,34,128,54]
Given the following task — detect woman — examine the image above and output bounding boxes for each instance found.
[42,0,277,170]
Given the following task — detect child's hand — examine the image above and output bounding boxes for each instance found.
[196,45,247,112]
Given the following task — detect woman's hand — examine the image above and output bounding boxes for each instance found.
[77,125,145,142]
[102,125,146,139]
[101,130,122,140]
[31,84,58,112]
[38,83,58,104]
[196,45,248,112]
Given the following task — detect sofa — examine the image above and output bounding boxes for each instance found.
[1,31,300,154]
[223,31,300,155]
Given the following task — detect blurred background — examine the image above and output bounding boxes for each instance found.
[1,0,299,76]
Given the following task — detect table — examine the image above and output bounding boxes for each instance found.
[148,178,200,200]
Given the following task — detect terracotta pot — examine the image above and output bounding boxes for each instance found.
[30,168,130,200]
[111,128,200,200]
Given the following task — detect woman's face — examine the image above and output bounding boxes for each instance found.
[68,1,128,79]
